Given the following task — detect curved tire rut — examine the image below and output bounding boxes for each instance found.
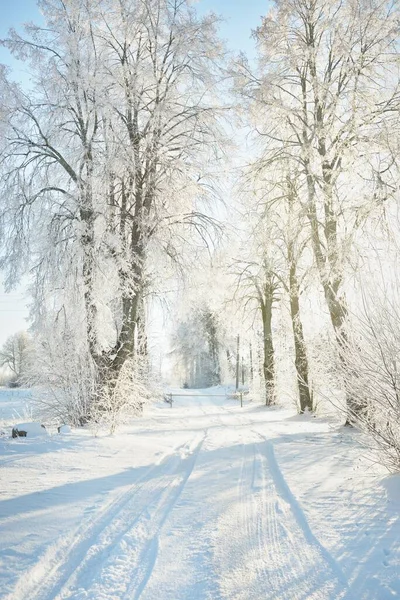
[5,435,205,600]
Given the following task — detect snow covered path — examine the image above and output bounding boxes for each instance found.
[1,391,399,599]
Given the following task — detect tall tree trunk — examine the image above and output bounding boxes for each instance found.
[80,205,98,361]
[235,334,240,391]
[305,159,361,423]
[112,289,142,372]
[79,130,99,365]
[249,342,254,383]
[109,208,145,380]
[288,254,313,413]
[136,298,148,360]
[261,297,275,406]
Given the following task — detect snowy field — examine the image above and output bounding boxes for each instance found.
[0,388,33,432]
[0,389,399,600]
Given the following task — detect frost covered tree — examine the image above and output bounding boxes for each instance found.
[171,305,221,388]
[275,173,313,412]
[201,308,221,386]
[0,331,32,385]
[235,0,400,422]
[0,0,225,420]
[340,284,400,471]
[232,237,280,406]
[234,156,313,411]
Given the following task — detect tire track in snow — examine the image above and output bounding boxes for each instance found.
[127,432,206,600]
[59,432,206,600]
[216,436,268,599]
[216,431,355,600]
[236,437,294,597]
[137,426,239,600]
[4,436,203,600]
[261,436,349,580]
[254,431,354,600]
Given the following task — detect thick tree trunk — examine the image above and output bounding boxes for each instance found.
[97,242,145,407]
[305,168,361,424]
[111,289,142,374]
[136,300,148,359]
[288,260,313,413]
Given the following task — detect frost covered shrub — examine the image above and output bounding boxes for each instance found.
[24,330,97,427]
[340,298,400,472]
[24,307,158,431]
[26,335,154,432]
[91,358,153,434]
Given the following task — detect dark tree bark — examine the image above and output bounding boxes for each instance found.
[288,245,313,413]
[260,287,275,406]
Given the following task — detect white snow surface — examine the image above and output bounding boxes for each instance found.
[11,422,48,437]
[0,388,33,428]
[58,425,72,435]
[0,388,399,600]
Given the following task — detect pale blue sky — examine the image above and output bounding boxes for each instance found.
[196,0,267,58]
[0,0,268,66]
[0,0,268,343]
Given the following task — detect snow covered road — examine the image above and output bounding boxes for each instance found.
[1,391,399,599]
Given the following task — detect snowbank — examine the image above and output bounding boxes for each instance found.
[11,422,48,438]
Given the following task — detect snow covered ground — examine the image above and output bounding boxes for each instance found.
[0,388,399,600]
[0,388,33,432]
